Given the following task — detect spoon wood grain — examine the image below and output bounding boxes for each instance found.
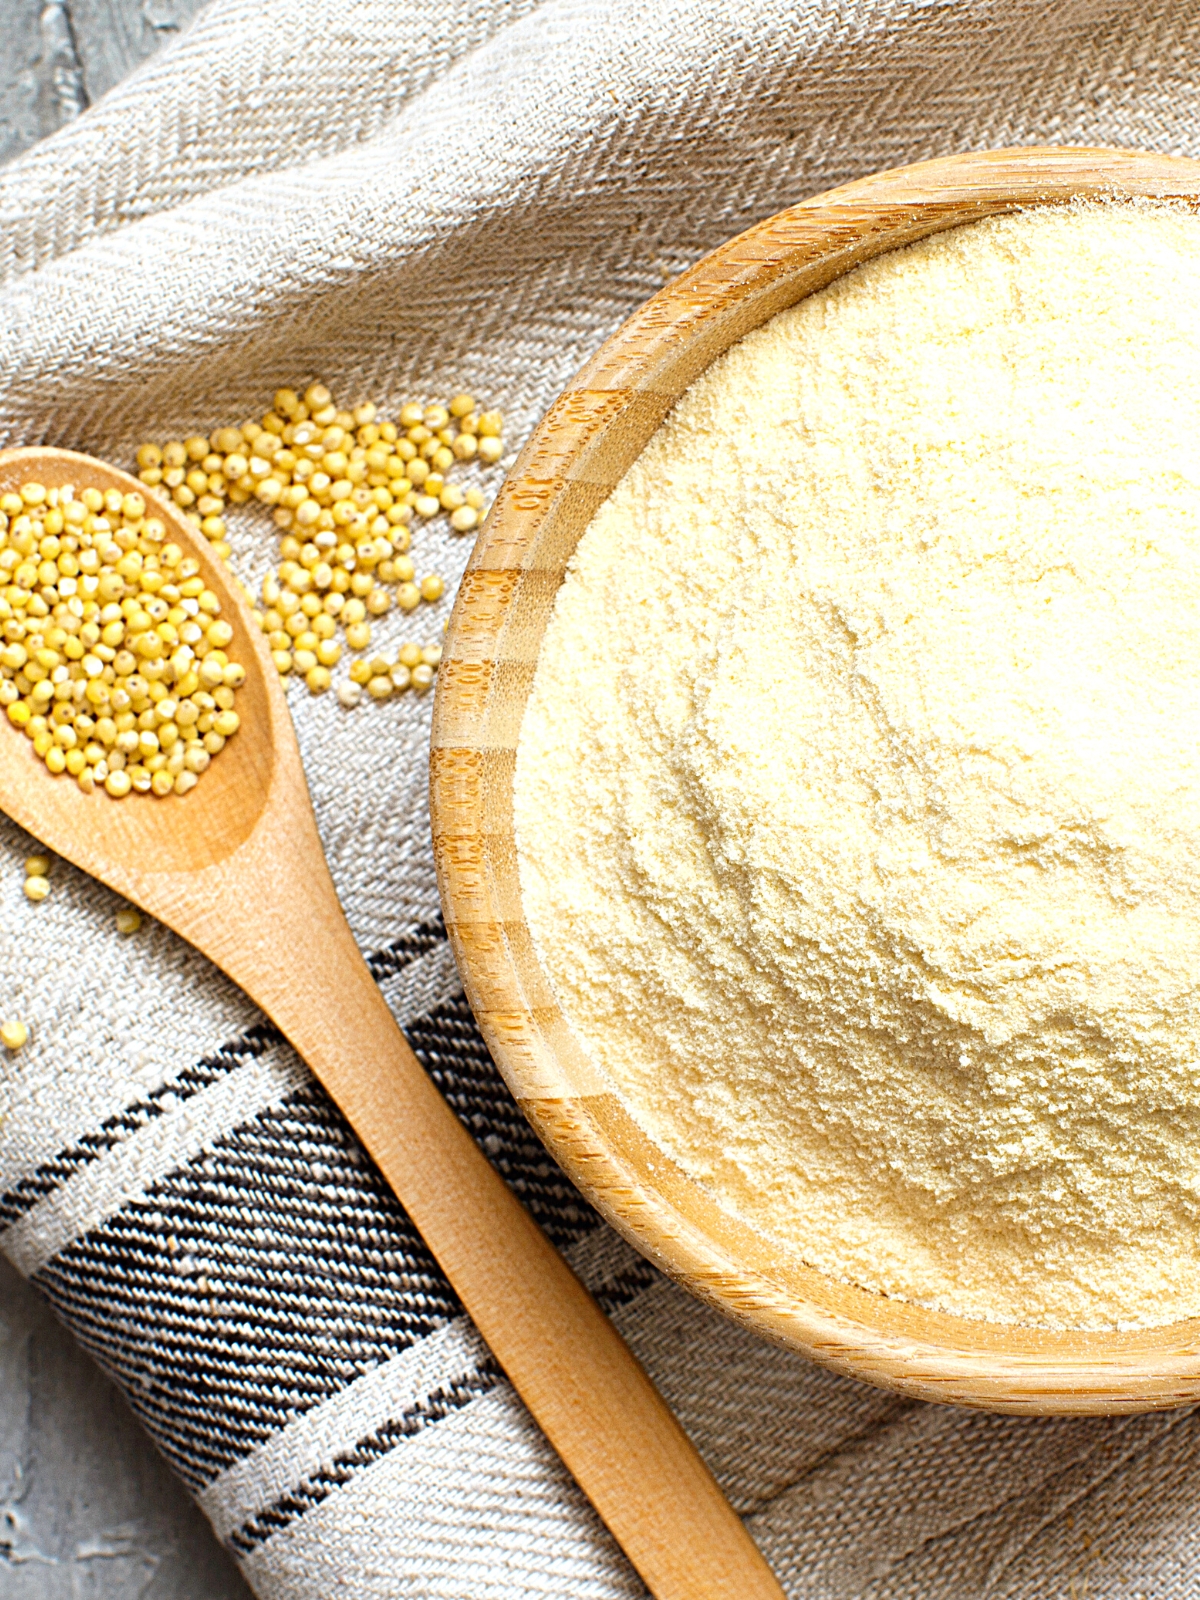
[0,446,784,1600]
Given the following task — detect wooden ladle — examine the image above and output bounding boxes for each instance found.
[0,446,785,1600]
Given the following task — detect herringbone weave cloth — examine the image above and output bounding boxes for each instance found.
[3,1,1200,1594]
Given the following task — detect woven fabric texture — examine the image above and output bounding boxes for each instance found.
[3,1,1200,1594]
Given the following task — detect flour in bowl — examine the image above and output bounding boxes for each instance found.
[514,201,1200,1329]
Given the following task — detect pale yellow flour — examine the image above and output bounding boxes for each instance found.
[513,201,1200,1330]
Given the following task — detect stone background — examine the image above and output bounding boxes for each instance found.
[2,2,252,1592]
[1,0,202,164]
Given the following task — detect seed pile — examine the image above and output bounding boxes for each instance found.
[0,483,243,798]
[134,382,503,699]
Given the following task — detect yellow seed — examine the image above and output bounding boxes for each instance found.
[448,393,476,418]
[411,662,435,692]
[450,506,479,533]
[478,436,503,465]
[397,583,421,612]
[2,485,243,799]
[1,1019,29,1050]
[23,874,50,902]
[419,574,444,602]
[115,907,142,934]
[23,854,51,877]
[398,643,422,669]
[366,675,392,700]
[345,621,371,652]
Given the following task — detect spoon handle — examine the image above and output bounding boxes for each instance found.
[222,858,783,1600]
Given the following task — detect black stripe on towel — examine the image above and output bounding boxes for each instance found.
[0,1022,283,1230]
[407,992,599,1248]
[35,1079,461,1489]
[0,917,448,1230]
[225,1360,502,1555]
[28,990,607,1491]
[366,913,446,981]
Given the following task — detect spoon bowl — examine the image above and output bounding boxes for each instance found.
[0,448,276,872]
[0,446,784,1600]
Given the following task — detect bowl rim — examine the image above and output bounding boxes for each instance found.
[432,144,1200,1415]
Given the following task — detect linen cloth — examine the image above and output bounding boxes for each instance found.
[3,1,1200,1593]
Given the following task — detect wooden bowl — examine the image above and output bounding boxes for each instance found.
[431,146,1200,1415]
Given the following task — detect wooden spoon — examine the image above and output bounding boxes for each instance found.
[0,447,785,1600]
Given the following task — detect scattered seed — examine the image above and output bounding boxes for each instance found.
[133,382,499,703]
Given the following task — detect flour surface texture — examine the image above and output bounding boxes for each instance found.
[514,204,1200,1330]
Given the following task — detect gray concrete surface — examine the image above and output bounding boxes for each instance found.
[1,0,207,166]
[0,1256,252,1597]
[2,10,254,1592]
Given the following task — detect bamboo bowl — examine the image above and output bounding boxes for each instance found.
[431,145,1200,1415]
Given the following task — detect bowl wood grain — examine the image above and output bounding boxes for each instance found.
[431,146,1200,1414]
